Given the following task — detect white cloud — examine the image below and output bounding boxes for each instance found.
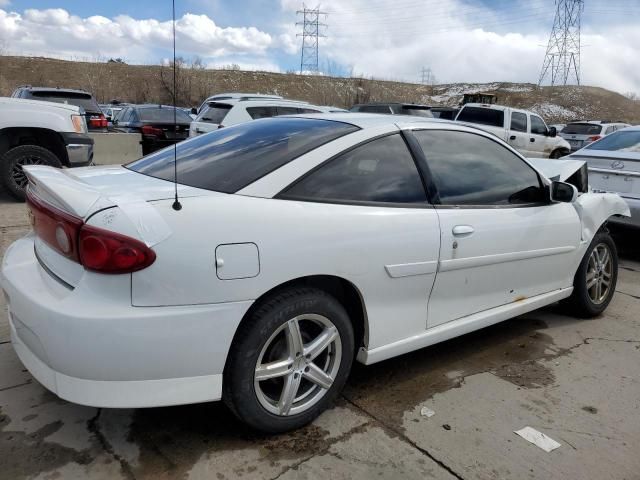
[0,0,10,8]
[0,8,272,61]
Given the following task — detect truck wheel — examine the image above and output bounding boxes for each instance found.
[1,145,62,201]
[563,231,618,318]
[223,287,354,433]
[550,149,566,159]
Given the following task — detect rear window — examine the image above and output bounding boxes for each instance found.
[456,107,505,128]
[400,106,433,118]
[127,117,360,193]
[198,103,232,124]
[586,130,640,152]
[138,107,193,123]
[562,123,602,135]
[29,91,100,113]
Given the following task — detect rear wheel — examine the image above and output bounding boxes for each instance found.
[223,287,354,433]
[550,149,566,159]
[564,231,618,318]
[1,145,62,201]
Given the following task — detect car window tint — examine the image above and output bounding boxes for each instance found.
[246,106,278,120]
[510,112,527,132]
[299,108,321,114]
[276,106,300,116]
[127,118,359,193]
[118,108,132,123]
[282,134,427,204]
[586,130,640,152]
[456,107,504,127]
[401,107,433,118]
[530,115,547,135]
[413,130,545,206]
[138,107,192,123]
[29,91,101,113]
[199,103,232,123]
[562,123,602,135]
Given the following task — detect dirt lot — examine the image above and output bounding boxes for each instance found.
[1,192,639,480]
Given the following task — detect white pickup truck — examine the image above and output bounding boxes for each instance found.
[0,97,94,200]
[455,103,571,159]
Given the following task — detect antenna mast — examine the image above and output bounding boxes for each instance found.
[538,0,584,86]
[171,0,182,211]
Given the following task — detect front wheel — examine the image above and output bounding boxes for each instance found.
[1,145,62,201]
[223,287,355,433]
[550,148,567,159]
[564,231,618,318]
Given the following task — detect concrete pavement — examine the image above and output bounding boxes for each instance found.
[1,193,639,480]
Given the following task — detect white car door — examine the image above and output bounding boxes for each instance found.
[507,110,531,156]
[410,128,582,327]
[529,113,553,158]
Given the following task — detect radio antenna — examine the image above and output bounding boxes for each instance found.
[171,0,182,211]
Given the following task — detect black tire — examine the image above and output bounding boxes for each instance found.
[1,145,62,201]
[550,149,566,159]
[564,231,618,318]
[223,287,355,433]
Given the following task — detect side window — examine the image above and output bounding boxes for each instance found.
[118,108,132,123]
[605,126,615,135]
[413,130,545,206]
[358,105,393,114]
[530,115,547,135]
[276,106,300,116]
[299,108,321,114]
[510,112,527,133]
[282,134,427,204]
[247,106,278,119]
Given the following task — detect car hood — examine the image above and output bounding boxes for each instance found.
[527,157,586,182]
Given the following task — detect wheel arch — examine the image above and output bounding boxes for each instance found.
[0,127,69,166]
[226,274,369,368]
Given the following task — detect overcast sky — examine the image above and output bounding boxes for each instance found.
[0,0,638,94]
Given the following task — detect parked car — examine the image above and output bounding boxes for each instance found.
[11,86,108,131]
[0,97,93,200]
[189,98,329,137]
[569,126,640,227]
[2,114,628,433]
[193,93,283,115]
[455,103,571,158]
[113,104,192,155]
[350,103,433,117]
[560,121,631,152]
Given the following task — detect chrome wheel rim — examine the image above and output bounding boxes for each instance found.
[254,314,342,416]
[587,243,613,305]
[12,155,46,187]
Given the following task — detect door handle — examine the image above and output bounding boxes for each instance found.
[452,225,474,236]
[530,138,536,142]
[510,135,516,140]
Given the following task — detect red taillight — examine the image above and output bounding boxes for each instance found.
[79,225,156,274]
[588,135,602,142]
[27,190,156,274]
[26,190,83,261]
[89,114,108,128]
[141,125,164,137]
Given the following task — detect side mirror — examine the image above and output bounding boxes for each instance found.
[551,181,577,203]
[112,119,118,125]
[191,107,198,115]
[548,126,557,138]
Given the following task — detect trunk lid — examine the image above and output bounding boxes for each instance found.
[570,151,640,199]
[24,165,211,287]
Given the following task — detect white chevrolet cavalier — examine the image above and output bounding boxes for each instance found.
[1,114,629,432]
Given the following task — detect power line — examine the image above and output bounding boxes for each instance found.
[296,4,327,74]
[538,0,585,86]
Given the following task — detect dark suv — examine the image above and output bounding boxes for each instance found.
[350,103,433,117]
[11,86,108,131]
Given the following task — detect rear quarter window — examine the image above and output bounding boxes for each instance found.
[456,107,505,128]
[127,118,360,193]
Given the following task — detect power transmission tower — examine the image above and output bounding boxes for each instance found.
[538,0,584,86]
[296,4,327,74]
[420,66,433,85]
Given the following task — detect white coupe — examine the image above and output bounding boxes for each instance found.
[1,114,629,432]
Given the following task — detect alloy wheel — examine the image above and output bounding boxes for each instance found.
[254,314,342,416]
[586,243,613,305]
[12,155,46,188]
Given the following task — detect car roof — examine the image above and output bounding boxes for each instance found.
[18,86,93,96]
[204,93,283,101]
[284,112,450,129]
[207,98,311,107]
[353,102,431,108]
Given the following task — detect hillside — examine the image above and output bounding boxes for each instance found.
[1,55,639,123]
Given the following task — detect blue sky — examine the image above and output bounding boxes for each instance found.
[1,0,639,93]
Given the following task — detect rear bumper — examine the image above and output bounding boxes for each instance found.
[1,235,252,408]
[609,196,640,228]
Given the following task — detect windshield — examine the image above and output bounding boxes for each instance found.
[30,91,100,113]
[586,130,640,152]
[562,123,602,135]
[127,117,359,193]
[138,107,193,123]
